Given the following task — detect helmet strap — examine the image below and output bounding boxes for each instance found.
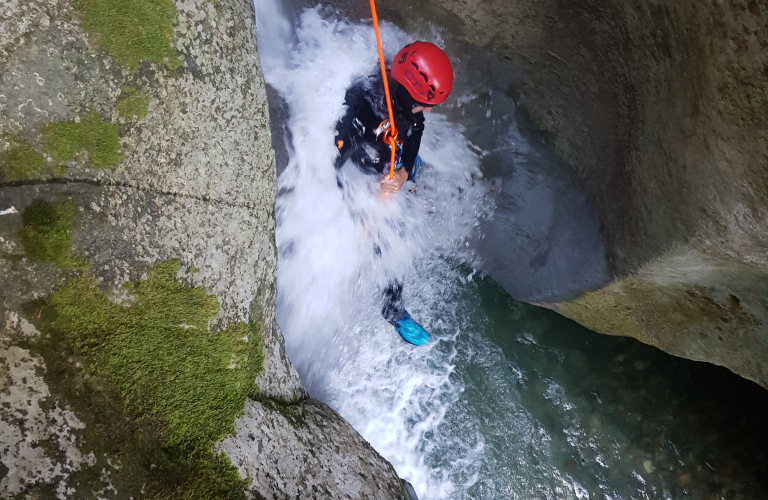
[394,84,425,111]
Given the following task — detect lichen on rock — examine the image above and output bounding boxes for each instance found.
[218,398,408,500]
[0,344,93,499]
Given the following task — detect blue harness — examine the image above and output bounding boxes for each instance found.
[393,142,423,182]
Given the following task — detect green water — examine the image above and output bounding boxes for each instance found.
[435,274,768,499]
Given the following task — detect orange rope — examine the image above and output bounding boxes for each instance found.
[369,0,398,179]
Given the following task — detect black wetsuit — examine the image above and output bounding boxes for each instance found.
[334,75,425,179]
[334,74,426,324]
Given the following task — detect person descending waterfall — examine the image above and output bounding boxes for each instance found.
[334,41,454,346]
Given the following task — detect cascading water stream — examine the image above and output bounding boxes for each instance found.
[254,2,768,499]
[257,4,491,494]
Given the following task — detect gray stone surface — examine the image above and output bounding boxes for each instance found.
[1,0,402,496]
[0,315,94,499]
[555,250,768,388]
[0,0,304,401]
[218,398,405,500]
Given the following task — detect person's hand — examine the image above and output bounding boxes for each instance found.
[380,168,408,194]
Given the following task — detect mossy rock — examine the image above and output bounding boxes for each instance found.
[43,113,122,169]
[72,0,181,71]
[255,394,309,430]
[26,259,263,498]
[18,199,81,267]
[116,87,149,120]
[0,142,45,181]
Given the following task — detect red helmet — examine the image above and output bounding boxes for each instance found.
[391,42,453,106]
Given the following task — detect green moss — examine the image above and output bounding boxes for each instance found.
[43,113,122,169]
[10,481,57,500]
[0,143,45,180]
[50,263,263,450]
[254,394,309,430]
[26,259,262,498]
[49,164,67,177]
[116,87,149,120]
[72,0,180,71]
[18,199,80,267]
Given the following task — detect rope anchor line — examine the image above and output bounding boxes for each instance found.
[369,0,398,180]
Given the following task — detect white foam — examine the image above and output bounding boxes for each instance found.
[254,3,492,497]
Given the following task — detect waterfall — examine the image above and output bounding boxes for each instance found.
[255,3,491,495]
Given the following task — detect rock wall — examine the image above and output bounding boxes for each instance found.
[0,0,405,497]
[376,0,768,388]
[544,0,768,389]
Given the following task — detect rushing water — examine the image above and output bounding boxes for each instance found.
[254,2,768,499]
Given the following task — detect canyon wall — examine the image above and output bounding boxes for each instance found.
[0,0,405,497]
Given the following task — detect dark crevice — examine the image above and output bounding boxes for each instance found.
[251,393,311,429]
[0,177,259,210]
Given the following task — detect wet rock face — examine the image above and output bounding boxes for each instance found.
[218,398,407,500]
[407,0,768,271]
[377,0,768,387]
[557,251,768,388]
[0,0,403,497]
